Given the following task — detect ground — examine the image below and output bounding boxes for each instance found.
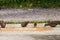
[0,24,60,40]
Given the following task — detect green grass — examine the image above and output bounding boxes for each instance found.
[6,20,52,24]
[6,21,20,24]
[0,0,60,9]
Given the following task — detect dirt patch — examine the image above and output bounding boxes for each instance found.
[0,27,53,33]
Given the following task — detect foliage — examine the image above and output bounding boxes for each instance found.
[0,0,60,8]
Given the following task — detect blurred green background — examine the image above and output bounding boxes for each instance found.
[0,0,60,9]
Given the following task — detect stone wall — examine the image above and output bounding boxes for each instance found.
[0,9,60,22]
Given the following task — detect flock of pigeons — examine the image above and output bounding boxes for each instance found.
[0,20,60,28]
